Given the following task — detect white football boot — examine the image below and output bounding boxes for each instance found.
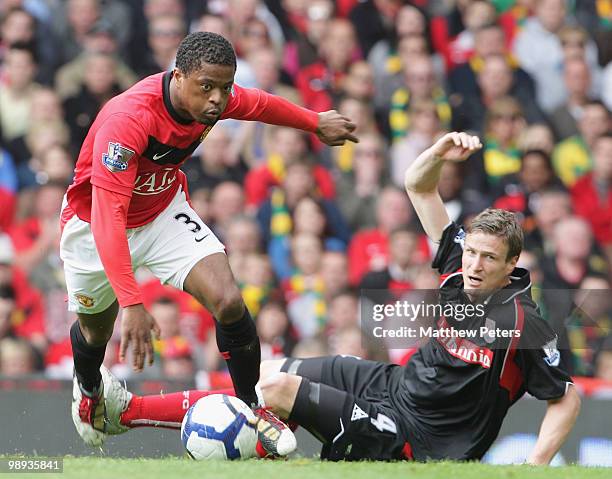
[100,365,132,435]
[71,375,106,447]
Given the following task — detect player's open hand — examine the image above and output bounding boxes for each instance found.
[120,304,161,372]
[316,110,359,146]
[430,132,482,162]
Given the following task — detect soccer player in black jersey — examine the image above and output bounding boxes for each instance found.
[253,132,581,463]
[100,132,580,463]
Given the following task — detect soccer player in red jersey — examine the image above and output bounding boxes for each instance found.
[60,31,357,455]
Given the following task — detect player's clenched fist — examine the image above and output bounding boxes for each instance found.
[430,132,482,162]
[316,110,359,146]
[120,304,161,372]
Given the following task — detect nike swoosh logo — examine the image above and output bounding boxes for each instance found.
[195,234,210,243]
[152,149,174,161]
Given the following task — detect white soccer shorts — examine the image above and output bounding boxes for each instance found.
[60,188,225,314]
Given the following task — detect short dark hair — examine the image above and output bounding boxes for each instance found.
[175,31,236,76]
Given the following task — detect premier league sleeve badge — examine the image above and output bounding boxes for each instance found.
[102,142,136,172]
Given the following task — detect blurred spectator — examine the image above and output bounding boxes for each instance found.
[447,23,536,102]
[0,7,58,82]
[4,87,63,166]
[342,60,375,103]
[283,233,326,339]
[326,289,358,333]
[8,181,63,278]
[349,0,403,57]
[571,132,612,263]
[209,181,245,241]
[348,186,421,286]
[494,149,564,233]
[0,43,41,144]
[389,55,450,141]
[134,14,186,77]
[320,251,350,302]
[360,225,421,294]
[452,54,544,134]
[183,125,248,191]
[513,0,599,112]
[373,33,433,115]
[337,132,389,231]
[552,100,611,187]
[368,4,428,94]
[256,159,349,248]
[152,296,194,380]
[517,123,556,155]
[281,0,333,78]
[550,50,591,140]
[269,195,348,280]
[296,18,360,112]
[525,189,573,258]
[63,52,123,152]
[0,234,46,358]
[481,96,526,185]
[225,215,262,284]
[18,119,70,192]
[239,253,275,318]
[256,300,296,360]
[244,127,335,208]
[390,98,443,187]
[54,20,138,101]
[0,337,35,376]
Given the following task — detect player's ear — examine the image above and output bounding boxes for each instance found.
[506,255,519,275]
[173,67,184,86]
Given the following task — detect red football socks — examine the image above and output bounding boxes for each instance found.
[120,388,235,429]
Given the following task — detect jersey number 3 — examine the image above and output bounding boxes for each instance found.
[174,213,208,242]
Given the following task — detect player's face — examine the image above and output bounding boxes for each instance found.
[461,232,517,298]
[174,62,235,125]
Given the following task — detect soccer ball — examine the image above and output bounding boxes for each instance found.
[181,394,258,460]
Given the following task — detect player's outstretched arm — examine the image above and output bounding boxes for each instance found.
[404,132,482,242]
[527,385,581,465]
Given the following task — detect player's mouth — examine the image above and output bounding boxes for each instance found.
[466,275,483,287]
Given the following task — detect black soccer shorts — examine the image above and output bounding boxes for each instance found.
[281,355,412,461]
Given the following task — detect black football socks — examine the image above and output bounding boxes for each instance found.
[70,321,106,394]
[215,308,261,407]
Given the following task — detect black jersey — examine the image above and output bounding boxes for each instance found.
[389,222,572,461]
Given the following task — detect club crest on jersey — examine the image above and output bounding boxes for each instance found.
[102,142,135,172]
[542,337,560,367]
[75,293,95,308]
[454,228,466,248]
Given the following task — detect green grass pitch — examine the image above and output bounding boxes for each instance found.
[8,458,610,479]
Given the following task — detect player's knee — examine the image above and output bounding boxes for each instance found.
[259,372,300,412]
[213,287,245,324]
[260,359,286,379]
[80,323,113,347]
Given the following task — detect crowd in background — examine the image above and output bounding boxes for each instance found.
[0,0,611,387]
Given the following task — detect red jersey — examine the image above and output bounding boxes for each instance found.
[62,71,319,307]
[64,72,319,228]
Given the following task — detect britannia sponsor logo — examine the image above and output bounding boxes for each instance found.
[435,317,494,368]
[542,337,560,367]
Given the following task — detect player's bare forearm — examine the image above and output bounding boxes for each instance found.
[404,145,445,194]
[404,132,481,242]
[527,385,581,465]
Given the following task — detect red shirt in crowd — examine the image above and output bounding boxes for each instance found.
[571,173,612,245]
[61,71,319,308]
